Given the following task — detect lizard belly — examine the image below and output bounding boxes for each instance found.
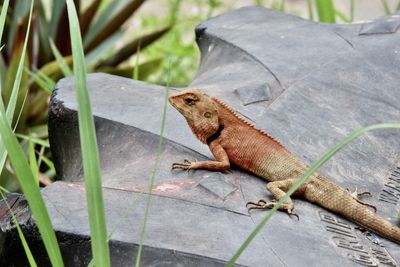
[220,133,307,182]
[251,151,308,181]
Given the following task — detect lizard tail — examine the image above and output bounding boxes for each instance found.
[309,176,400,244]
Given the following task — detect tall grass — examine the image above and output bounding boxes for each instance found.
[0,190,37,266]
[0,1,64,266]
[135,67,170,267]
[66,0,110,266]
[227,123,400,266]
[314,0,336,22]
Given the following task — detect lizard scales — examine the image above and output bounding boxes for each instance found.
[169,88,400,245]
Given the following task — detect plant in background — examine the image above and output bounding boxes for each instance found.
[0,0,171,191]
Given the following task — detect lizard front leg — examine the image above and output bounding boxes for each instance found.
[172,141,230,171]
[247,178,306,220]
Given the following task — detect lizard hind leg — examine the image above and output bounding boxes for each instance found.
[246,179,303,220]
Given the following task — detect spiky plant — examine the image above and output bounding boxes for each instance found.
[0,0,171,191]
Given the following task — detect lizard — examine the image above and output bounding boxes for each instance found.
[168,88,400,245]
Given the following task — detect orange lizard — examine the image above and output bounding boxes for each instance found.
[169,88,400,244]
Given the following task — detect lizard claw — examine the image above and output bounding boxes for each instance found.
[347,186,372,198]
[287,210,299,221]
[246,200,267,209]
[346,187,377,212]
[172,159,193,170]
[246,200,274,212]
[246,199,299,220]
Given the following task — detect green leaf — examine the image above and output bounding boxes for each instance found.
[37,152,55,174]
[28,139,39,185]
[4,1,32,124]
[85,0,148,52]
[315,0,336,23]
[39,56,73,80]
[227,123,400,266]
[88,193,143,267]
[307,0,314,21]
[25,68,55,94]
[49,1,66,39]
[0,91,64,267]
[0,2,63,265]
[16,133,50,148]
[381,0,391,14]
[35,0,52,63]
[350,0,355,22]
[83,0,126,46]
[6,0,30,54]
[0,0,9,45]
[85,31,124,67]
[0,191,37,267]
[66,0,110,266]
[49,39,73,77]
[335,9,351,23]
[80,0,101,37]
[135,61,171,267]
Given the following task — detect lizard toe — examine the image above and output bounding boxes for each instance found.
[172,162,191,170]
[287,210,300,221]
[346,187,377,212]
[246,200,275,212]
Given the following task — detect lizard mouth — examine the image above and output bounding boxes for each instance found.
[168,96,184,114]
[168,96,177,109]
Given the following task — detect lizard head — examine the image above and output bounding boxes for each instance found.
[169,88,219,143]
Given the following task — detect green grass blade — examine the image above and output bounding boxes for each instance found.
[227,123,400,266]
[5,0,33,123]
[85,0,148,52]
[28,139,39,185]
[0,185,9,193]
[25,68,55,94]
[381,0,391,14]
[315,0,336,23]
[335,9,351,23]
[0,0,10,176]
[37,152,55,173]
[0,191,37,267]
[37,145,45,170]
[85,31,124,67]
[0,0,9,45]
[350,0,355,22]
[135,79,170,267]
[0,88,28,188]
[307,0,314,21]
[87,193,143,267]
[16,133,50,148]
[279,0,286,12]
[83,0,125,47]
[0,98,64,267]
[65,1,110,266]
[133,43,141,80]
[49,0,66,38]
[49,39,73,77]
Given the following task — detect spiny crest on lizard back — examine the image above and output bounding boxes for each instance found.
[210,96,283,146]
[168,89,219,143]
[169,88,282,147]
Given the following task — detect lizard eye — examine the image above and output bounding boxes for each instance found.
[184,98,195,105]
[204,112,212,118]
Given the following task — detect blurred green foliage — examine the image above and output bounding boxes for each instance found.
[0,0,170,191]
